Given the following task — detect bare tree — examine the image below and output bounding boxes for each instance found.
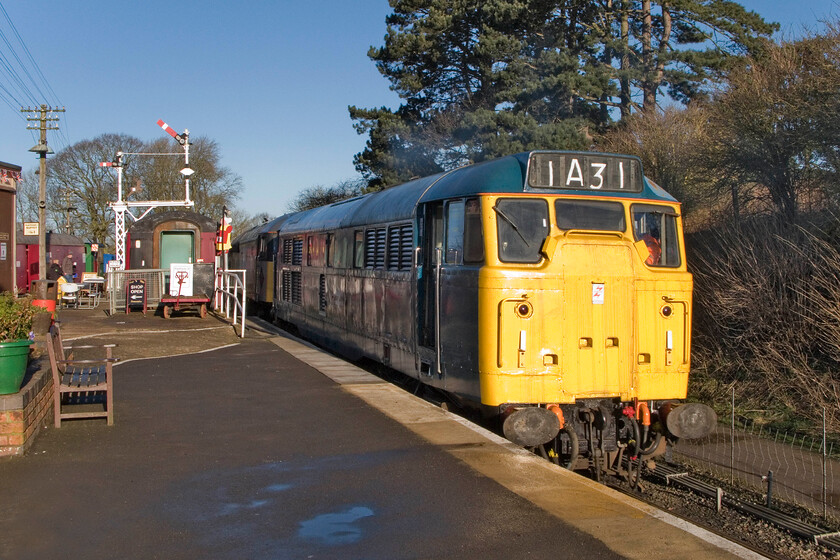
[690,218,840,432]
[598,104,713,226]
[135,136,242,219]
[40,133,242,251]
[46,133,145,246]
[14,171,39,226]
[287,179,365,212]
[705,29,840,223]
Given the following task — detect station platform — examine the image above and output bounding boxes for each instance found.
[0,309,765,559]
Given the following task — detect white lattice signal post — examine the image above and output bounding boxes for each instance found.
[100,153,126,268]
[103,119,196,270]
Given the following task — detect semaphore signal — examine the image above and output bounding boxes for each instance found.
[102,119,195,270]
[157,119,187,146]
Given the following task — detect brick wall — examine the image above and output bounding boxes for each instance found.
[0,358,53,457]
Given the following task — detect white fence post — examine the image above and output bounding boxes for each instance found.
[214,269,246,337]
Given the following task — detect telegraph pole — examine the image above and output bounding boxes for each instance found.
[22,104,64,298]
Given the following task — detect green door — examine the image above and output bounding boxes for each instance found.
[160,231,194,287]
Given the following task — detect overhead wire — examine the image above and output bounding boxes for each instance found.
[0,1,67,150]
[0,6,39,107]
[0,2,61,105]
[0,29,44,104]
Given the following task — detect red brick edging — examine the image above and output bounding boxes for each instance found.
[0,357,53,457]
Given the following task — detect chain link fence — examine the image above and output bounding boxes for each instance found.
[672,393,838,521]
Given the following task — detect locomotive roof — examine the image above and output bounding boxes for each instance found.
[272,151,677,235]
[233,214,291,244]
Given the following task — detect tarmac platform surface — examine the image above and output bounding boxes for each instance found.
[0,309,766,559]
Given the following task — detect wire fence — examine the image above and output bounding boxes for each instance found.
[107,269,167,315]
[672,394,838,521]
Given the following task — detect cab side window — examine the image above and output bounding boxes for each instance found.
[442,198,485,265]
[463,198,484,264]
[631,205,681,267]
[445,200,464,264]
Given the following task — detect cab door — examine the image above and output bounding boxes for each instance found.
[417,202,444,375]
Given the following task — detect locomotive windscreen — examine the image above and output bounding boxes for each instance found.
[527,152,642,193]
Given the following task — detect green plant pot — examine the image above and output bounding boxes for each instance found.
[0,340,34,395]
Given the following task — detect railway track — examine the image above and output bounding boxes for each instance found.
[616,459,840,559]
[607,476,792,560]
[649,461,840,550]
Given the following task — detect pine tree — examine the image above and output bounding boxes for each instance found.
[351,0,777,187]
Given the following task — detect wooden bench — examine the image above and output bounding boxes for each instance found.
[47,323,117,427]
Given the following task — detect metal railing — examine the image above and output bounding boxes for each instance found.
[107,268,166,315]
[215,269,246,337]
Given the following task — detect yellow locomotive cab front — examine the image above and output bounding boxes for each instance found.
[478,195,693,408]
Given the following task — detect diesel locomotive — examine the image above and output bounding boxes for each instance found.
[230,151,715,475]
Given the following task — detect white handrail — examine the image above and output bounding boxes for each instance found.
[215,269,246,337]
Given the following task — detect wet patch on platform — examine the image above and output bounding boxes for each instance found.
[298,506,375,545]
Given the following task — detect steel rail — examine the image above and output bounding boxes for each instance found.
[649,461,840,551]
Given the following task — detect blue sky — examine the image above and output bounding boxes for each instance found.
[0,1,836,218]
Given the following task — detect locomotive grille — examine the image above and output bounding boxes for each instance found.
[365,228,387,269]
[291,238,303,266]
[387,224,413,271]
[282,239,292,264]
[291,271,301,304]
[319,274,327,312]
[281,270,291,301]
[281,270,302,305]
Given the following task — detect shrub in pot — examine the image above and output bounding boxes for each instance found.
[0,293,49,394]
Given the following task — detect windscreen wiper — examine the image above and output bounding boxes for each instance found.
[492,204,530,246]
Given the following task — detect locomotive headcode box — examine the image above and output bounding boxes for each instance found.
[126,279,146,315]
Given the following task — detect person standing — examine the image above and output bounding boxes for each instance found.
[46,259,63,281]
[62,253,74,282]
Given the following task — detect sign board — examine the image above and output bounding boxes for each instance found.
[169,263,193,297]
[126,279,146,315]
[23,222,38,236]
[91,243,99,252]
